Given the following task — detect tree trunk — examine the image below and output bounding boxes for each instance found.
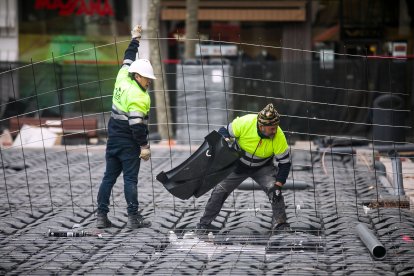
[147,0,173,141]
[184,0,199,59]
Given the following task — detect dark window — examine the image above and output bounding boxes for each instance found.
[19,0,130,36]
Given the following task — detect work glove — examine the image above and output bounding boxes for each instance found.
[139,145,151,161]
[268,183,283,204]
[131,24,142,41]
[274,183,282,197]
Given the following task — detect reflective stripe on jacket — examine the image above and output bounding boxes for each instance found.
[107,65,150,145]
[112,66,150,119]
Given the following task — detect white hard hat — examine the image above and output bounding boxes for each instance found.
[128,59,156,79]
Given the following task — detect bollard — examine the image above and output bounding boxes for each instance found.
[388,150,405,196]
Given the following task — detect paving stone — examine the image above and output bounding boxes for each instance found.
[124,260,145,270]
[116,267,138,275]
[55,268,78,276]
[0,225,18,235]
[0,260,17,271]
[84,268,117,274]
[0,147,413,274]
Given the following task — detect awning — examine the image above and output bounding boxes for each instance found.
[161,1,307,22]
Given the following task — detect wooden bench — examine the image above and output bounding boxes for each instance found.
[9,117,99,138]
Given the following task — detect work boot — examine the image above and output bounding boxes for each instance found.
[127,214,151,229]
[96,213,112,229]
[195,223,221,234]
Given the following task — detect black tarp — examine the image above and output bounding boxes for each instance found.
[156,131,241,200]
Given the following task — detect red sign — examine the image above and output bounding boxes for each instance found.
[35,0,114,16]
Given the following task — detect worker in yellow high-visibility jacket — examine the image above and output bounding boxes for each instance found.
[96,25,155,229]
[197,103,291,233]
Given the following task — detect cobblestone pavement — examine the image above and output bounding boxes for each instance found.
[0,145,413,275]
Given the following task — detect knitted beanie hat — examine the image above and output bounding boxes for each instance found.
[257,103,280,126]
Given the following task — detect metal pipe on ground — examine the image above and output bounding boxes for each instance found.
[355,223,386,260]
[388,150,405,196]
[237,179,309,191]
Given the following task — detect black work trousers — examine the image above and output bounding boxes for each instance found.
[199,162,287,227]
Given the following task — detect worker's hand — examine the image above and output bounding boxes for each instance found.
[224,137,234,146]
[275,181,283,188]
[139,145,151,161]
[274,182,283,196]
[268,183,283,204]
[131,25,142,41]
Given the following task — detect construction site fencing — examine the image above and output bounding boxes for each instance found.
[0,38,412,214]
[0,37,414,275]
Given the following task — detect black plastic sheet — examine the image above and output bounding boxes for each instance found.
[156,131,241,200]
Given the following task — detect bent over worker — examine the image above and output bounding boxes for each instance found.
[96,25,156,229]
[197,103,292,232]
